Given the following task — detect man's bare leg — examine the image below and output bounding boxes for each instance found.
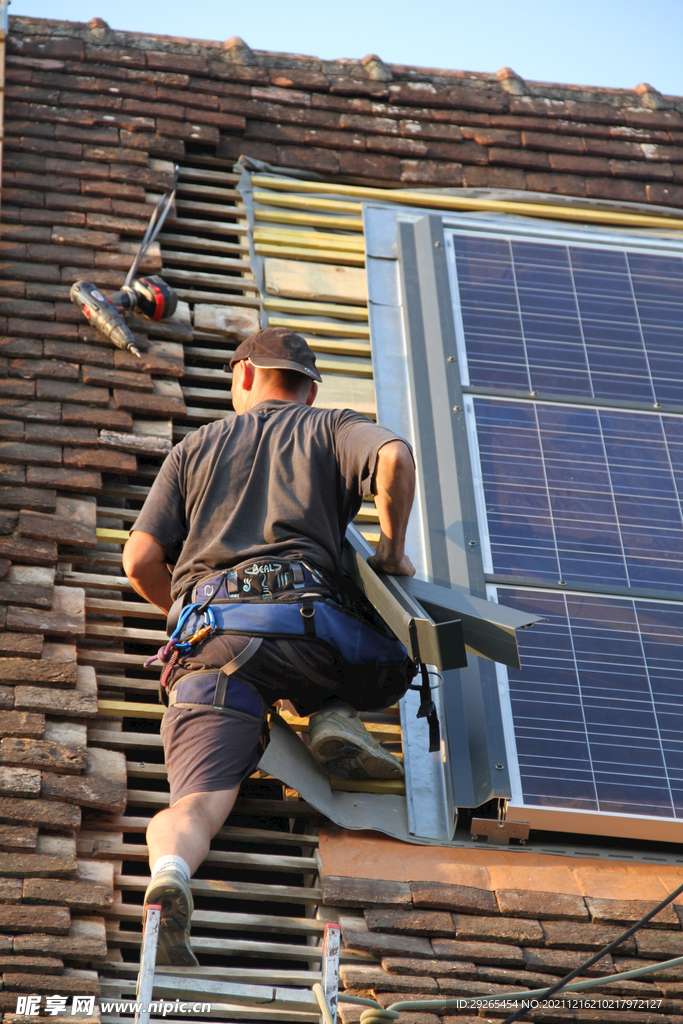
[146,787,239,875]
[143,787,239,966]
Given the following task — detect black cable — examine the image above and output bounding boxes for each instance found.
[499,878,683,1024]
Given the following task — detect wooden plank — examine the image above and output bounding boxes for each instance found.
[86,599,164,620]
[163,268,257,290]
[77,650,155,669]
[89,728,161,746]
[92,676,157,694]
[159,233,249,255]
[175,199,246,217]
[173,216,248,236]
[108,901,324,934]
[314,376,375,417]
[95,528,129,543]
[264,258,367,306]
[329,777,405,796]
[280,713,400,740]
[98,701,162,720]
[101,839,318,873]
[179,167,240,186]
[123,791,324,818]
[253,191,362,216]
[254,208,363,232]
[267,316,369,339]
[174,288,260,306]
[105,929,366,965]
[183,406,234,422]
[182,365,233,383]
[60,572,131,590]
[163,249,252,273]
[176,182,241,201]
[85,813,319,846]
[107,929,325,964]
[263,297,367,321]
[116,872,322,905]
[255,243,364,267]
[255,228,364,253]
[103,960,322,985]
[87,624,166,642]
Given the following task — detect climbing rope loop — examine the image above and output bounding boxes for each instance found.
[359,1008,399,1023]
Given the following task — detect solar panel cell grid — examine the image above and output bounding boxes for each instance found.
[452,235,683,406]
[497,588,683,817]
[445,229,683,822]
[475,398,683,593]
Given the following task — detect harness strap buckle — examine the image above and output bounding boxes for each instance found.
[300,598,317,637]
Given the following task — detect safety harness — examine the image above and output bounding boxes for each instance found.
[148,559,435,741]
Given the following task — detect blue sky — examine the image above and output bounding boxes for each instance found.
[11,0,683,98]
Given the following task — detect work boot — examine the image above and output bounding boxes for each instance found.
[143,868,199,968]
[309,702,404,780]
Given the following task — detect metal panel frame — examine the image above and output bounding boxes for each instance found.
[393,214,512,809]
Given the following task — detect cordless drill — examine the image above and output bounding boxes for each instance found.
[70,276,178,358]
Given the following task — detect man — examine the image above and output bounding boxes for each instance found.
[123,327,416,967]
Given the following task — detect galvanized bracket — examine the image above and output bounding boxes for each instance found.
[470,818,530,845]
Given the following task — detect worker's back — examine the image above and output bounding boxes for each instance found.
[135,399,398,602]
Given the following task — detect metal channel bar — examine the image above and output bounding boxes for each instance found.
[395,214,512,811]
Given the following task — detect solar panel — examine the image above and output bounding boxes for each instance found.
[496,588,683,818]
[441,228,683,825]
[452,236,683,405]
[474,397,683,593]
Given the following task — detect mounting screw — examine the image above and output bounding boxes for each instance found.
[138,762,146,768]
[453,405,460,412]
[496,763,504,770]
[447,356,454,362]
[434,241,442,248]
[469,540,477,546]
[558,579,567,586]
[530,390,537,396]
[654,402,661,408]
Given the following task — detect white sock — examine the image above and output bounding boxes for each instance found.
[150,854,191,883]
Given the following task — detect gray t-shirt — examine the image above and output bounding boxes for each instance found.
[133,399,408,601]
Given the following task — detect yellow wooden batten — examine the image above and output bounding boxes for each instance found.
[253,227,365,253]
[253,190,363,216]
[267,316,370,339]
[253,174,683,231]
[329,778,406,796]
[98,700,163,719]
[254,242,365,266]
[263,296,368,321]
[96,528,130,542]
[254,207,364,232]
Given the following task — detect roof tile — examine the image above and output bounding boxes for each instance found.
[401,159,463,185]
[431,938,524,966]
[453,913,543,946]
[496,890,588,921]
[382,955,476,977]
[365,908,455,936]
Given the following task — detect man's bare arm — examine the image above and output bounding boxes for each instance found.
[122,531,173,614]
[367,440,416,577]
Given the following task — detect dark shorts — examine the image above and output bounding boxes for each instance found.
[161,633,342,805]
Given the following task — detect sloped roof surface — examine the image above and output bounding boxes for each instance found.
[5,15,683,207]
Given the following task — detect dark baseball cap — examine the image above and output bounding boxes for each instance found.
[227,327,322,383]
